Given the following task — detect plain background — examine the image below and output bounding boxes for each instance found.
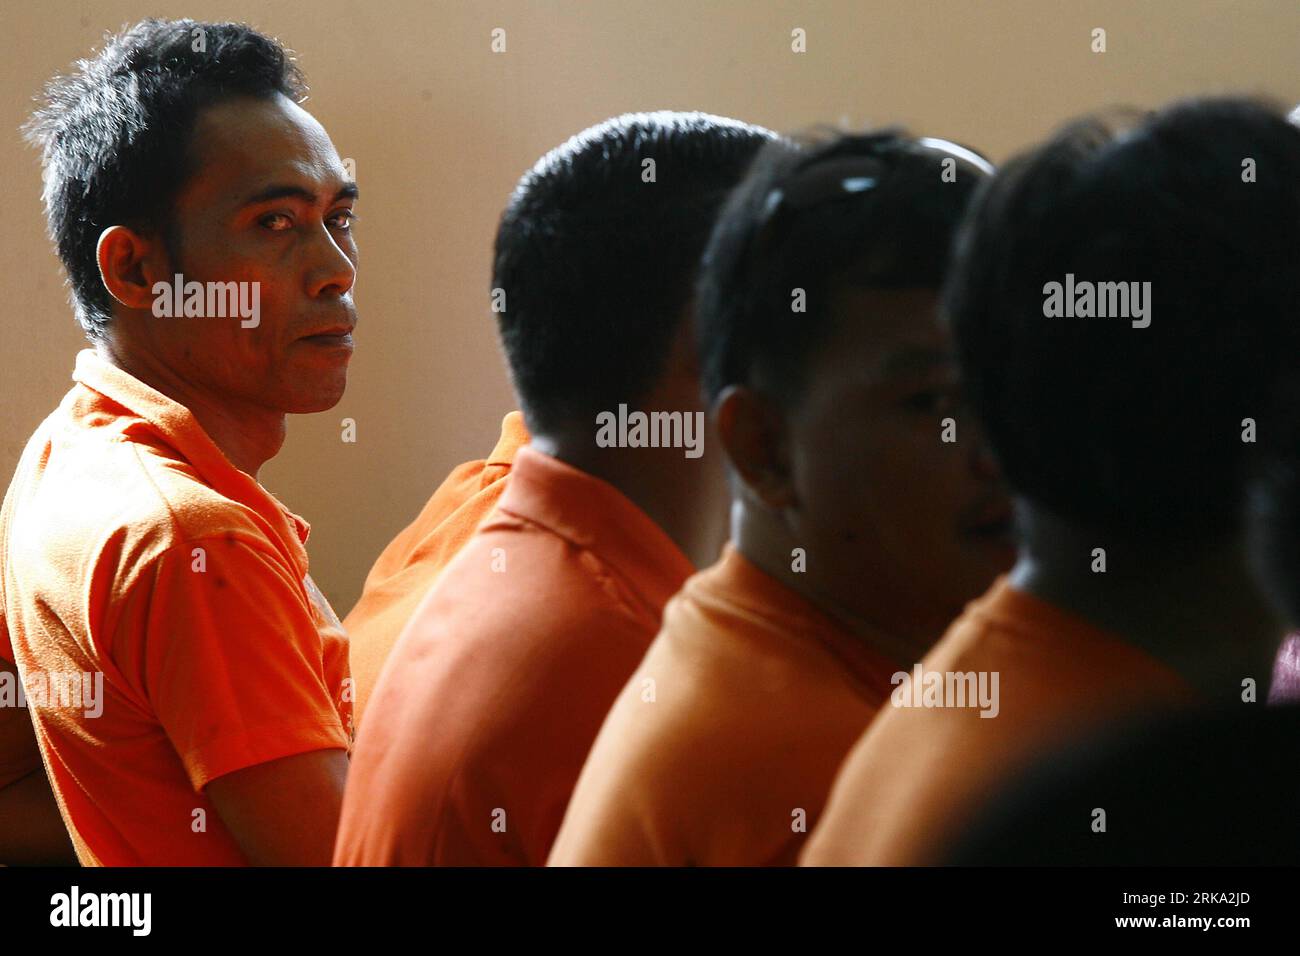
[2,0,1298,614]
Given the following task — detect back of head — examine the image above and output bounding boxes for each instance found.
[945,97,1300,539]
[697,129,992,407]
[492,112,774,436]
[24,18,306,341]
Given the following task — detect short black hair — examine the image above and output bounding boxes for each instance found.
[696,129,991,405]
[25,18,307,340]
[945,97,1300,537]
[491,112,774,435]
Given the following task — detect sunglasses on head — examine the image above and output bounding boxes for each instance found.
[748,136,994,262]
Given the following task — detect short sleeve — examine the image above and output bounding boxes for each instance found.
[117,536,348,791]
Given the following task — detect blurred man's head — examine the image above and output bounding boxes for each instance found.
[26,19,357,414]
[491,112,773,564]
[492,111,773,440]
[946,97,1300,549]
[696,129,1011,644]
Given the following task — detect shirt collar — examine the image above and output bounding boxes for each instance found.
[486,411,529,468]
[70,349,311,577]
[969,575,1198,694]
[496,446,695,614]
[704,544,905,699]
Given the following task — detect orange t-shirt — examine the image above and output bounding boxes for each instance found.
[344,411,528,726]
[800,577,1196,866]
[0,350,352,865]
[548,544,900,866]
[333,446,695,866]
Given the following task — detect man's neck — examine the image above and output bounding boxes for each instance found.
[1011,508,1285,702]
[530,432,727,570]
[95,340,285,478]
[732,502,937,667]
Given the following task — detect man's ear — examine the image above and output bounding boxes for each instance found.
[96,225,167,312]
[713,384,796,509]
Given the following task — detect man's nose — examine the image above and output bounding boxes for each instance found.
[306,224,356,299]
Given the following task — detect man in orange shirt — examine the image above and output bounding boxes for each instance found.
[334,112,774,865]
[0,19,357,865]
[344,410,529,725]
[549,131,1014,866]
[803,97,1300,866]
[947,408,1300,866]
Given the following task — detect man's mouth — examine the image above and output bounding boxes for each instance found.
[299,327,354,348]
[964,508,1018,569]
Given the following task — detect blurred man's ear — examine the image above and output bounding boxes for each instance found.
[96,225,169,313]
[713,384,796,509]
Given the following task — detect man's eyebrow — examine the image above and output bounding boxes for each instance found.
[241,182,359,206]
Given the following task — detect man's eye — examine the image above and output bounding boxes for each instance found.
[327,210,356,231]
[260,213,292,231]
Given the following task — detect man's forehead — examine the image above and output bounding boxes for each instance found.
[829,287,952,376]
[876,343,954,379]
[185,96,347,197]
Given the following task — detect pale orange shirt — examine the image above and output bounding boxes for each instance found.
[801,577,1196,866]
[343,411,528,726]
[549,544,900,866]
[0,350,352,865]
[334,446,694,866]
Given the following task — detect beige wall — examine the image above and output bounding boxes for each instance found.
[3,0,1297,613]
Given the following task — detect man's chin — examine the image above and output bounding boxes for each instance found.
[961,527,1019,576]
[282,373,348,414]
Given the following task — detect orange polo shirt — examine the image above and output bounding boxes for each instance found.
[0,350,352,865]
[344,411,528,726]
[334,446,695,866]
[548,545,900,866]
[800,577,1197,866]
